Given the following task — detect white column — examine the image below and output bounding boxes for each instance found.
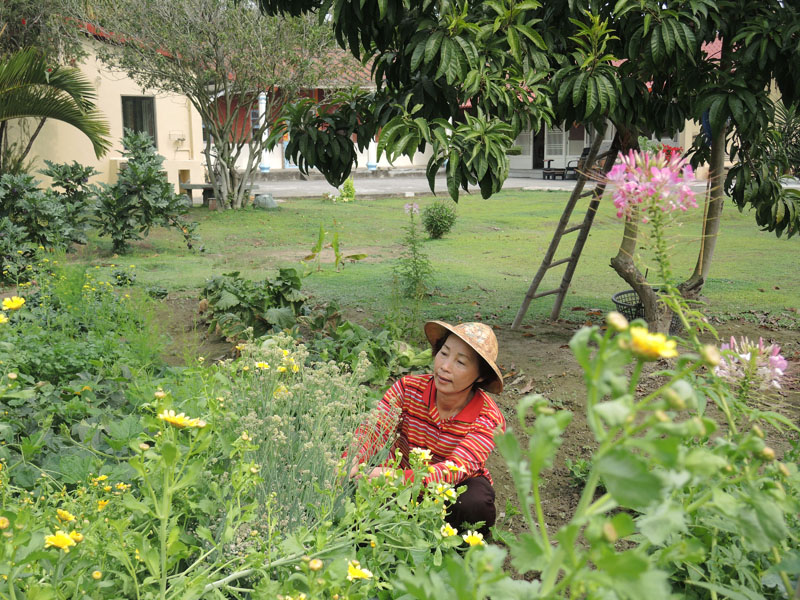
[367,136,378,171]
[258,92,270,173]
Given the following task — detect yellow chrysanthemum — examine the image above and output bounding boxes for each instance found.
[627,326,678,361]
[440,523,457,537]
[56,509,76,522]
[157,409,207,429]
[0,516,9,529]
[255,362,270,370]
[92,570,102,580]
[346,559,373,581]
[0,313,7,324]
[45,530,77,552]
[462,530,485,547]
[2,296,25,311]
[97,499,109,511]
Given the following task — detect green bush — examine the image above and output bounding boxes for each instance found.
[95,130,198,254]
[421,200,458,239]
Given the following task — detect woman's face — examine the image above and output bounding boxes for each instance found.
[433,334,483,396]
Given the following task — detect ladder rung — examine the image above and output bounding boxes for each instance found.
[547,257,571,269]
[532,287,561,299]
[563,223,585,234]
[579,189,596,198]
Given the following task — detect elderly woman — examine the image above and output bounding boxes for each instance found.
[348,321,506,534]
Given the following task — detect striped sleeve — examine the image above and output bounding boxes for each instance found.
[350,377,405,465]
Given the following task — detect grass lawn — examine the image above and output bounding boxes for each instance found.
[76,188,799,329]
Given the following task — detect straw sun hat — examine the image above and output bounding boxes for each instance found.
[424,321,504,394]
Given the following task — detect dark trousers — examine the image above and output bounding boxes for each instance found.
[445,476,496,536]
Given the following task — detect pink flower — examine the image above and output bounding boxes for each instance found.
[404,202,419,215]
[715,336,787,390]
[607,149,697,221]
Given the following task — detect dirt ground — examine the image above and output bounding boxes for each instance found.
[158,296,800,539]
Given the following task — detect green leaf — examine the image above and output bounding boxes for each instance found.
[424,31,444,64]
[265,306,296,329]
[594,396,632,427]
[636,500,687,545]
[214,290,240,310]
[161,440,178,468]
[508,532,548,573]
[596,449,664,510]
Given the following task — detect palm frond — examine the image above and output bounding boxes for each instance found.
[0,48,111,157]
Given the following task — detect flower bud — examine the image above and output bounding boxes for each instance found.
[92,570,102,580]
[138,443,150,451]
[751,425,764,439]
[607,311,629,332]
[655,410,670,423]
[309,558,323,571]
[700,344,721,367]
[154,390,166,399]
[778,463,790,477]
[761,447,776,461]
[663,388,686,410]
[536,405,556,416]
[0,517,9,529]
[602,522,618,543]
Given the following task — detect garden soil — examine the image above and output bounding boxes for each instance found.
[159,297,800,540]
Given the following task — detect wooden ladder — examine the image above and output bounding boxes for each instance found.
[511,125,619,329]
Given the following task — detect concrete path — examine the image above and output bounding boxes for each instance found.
[245,169,799,201]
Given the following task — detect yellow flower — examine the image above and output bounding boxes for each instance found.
[45,531,77,552]
[626,326,678,361]
[69,530,84,543]
[97,499,109,511]
[2,296,25,311]
[157,409,207,429]
[57,509,76,522]
[291,363,300,373]
[116,482,131,492]
[255,362,270,370]
[0,516,9,529]
[444,460,464,473]
[440,523,457,537]
[410,447,432,462]
[462,530,485,546]
[277,366,287,373]
[346,559,373,581]
[0,313,7,324]
[92,571,102,580]
[103,485,112,492]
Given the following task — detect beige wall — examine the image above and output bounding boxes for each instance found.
[22,40,205,193]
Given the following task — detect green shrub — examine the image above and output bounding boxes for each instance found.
[95,130,198,254]
[200,268,307,339]
[395,203,434,298]
[421,200,458,239]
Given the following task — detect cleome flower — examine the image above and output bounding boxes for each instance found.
[45,530,77,552]
[346,559,373,581]
[625,326,678,361]
[2,296,25,311]
[715,336,787,390]
[607,149,696,222]
[157,409,207,429]
[462,530,485,547]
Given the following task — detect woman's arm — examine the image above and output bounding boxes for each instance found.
[346,377,406,476]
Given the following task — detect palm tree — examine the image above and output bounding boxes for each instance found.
[0,48,110,173]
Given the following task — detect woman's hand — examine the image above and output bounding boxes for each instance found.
[349,465,394,480]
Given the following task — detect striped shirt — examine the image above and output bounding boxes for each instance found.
[353,374,506,485]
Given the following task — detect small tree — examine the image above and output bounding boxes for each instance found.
[77,0,338,209]
[95,130,194,254]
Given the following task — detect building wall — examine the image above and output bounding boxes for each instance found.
[22,40,205,192]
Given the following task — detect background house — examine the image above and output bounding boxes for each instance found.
[24,39,205,193]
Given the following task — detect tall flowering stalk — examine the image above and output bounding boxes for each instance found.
[608,149,698,334]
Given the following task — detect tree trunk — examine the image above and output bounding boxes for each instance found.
[679,120,727,298]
